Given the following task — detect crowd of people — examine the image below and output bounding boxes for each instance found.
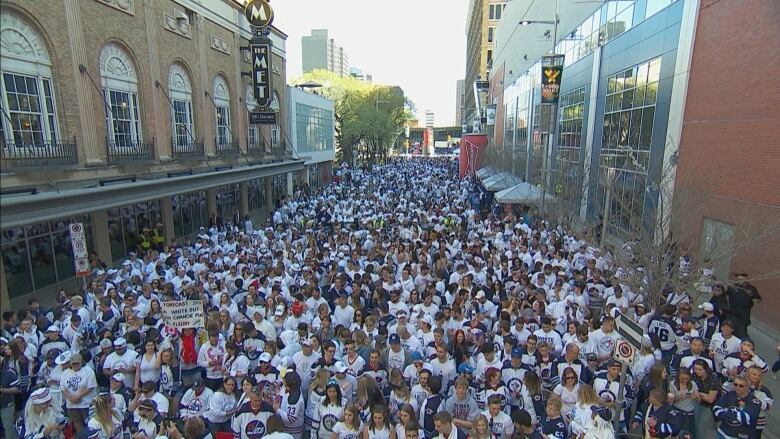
[0,157,776,439]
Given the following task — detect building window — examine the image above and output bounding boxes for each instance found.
[488,27,495,43]
[216,184,240,223]
[248,177,267,214]
[555,0,635,68]
[0,11,59,147]
[245,85,260,149]
[489,4,495,20]
[557,87,586,151]
[99,43,141,149]
[495,3,502,20]
[107,201,162,261]
[169,63,194,149]
[172,191,207,238]
[596,57,662,239]
[296,103,334,153]
[1,216,93,298]
[487,50,493,63]
[646,0,677,19]
[213,75,231,146]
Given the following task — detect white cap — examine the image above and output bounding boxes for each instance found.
[334,361,348,373]
[475,290,486,299]
[421,315,435,326]
[259,352,273,363]
[30,388,52,404]
[55,351,72,366]
[111,373,125,382]
[698,302,715,312]
[46,325,60,333]
[113,337,127,347]
[274,306,285,316]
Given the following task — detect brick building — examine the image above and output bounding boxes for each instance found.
[0,0,331,309]
[674,0,780,328]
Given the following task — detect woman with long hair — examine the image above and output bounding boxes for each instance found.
[523,371,545,422]
[318,381,345,439]
[363,404,395,439]
[135,339,161,391]
[350,309,367,333]
[466,414,494,439]
[449,329,471,368]
[87,393,123,439]
[388,368,415,423]
[20,388,65,439]
[669,367,697,435]
[332,404,363,439]
[570,384,601,438]
[307,368,331,436]
[236,376,257,408]
[552,366,580,421]
[356,376,385,424]
[222,340,250,378]
[204,376,238,434]
[637,362,668,408]
[216,309,234,340]
[394,404,420,439]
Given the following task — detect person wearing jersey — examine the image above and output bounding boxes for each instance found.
[482,394,514,439]
[434,411,467,439]
[419,376,445,439]
[232,387,276,439]
[710,320,742,374]
[445,376,478,431]
[275,371,304,439]
[632,388,682,439]
[316,381,344,439]
[593,360,634,430]
[713,375,761,439]
[648,305,679,365]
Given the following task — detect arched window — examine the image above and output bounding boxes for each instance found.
[169,63,194,149]
[0,11,59,147]
[213,75,231,146]
[270,91,281,146]
[245,84,260,149]
[99,43,141,148]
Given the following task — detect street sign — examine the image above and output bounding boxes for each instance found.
[69,223,90,277]
[251,42,272,108]
[615,311,644,351]
[244,0,274,28]
[613,339,636,365]
[252,26,271,39]
[249,111,276,125]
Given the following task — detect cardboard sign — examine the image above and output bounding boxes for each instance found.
[162,300,205,329]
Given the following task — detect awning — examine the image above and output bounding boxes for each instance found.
[476,166,496,180]
[483,172,523,191]
[494,182,559,204]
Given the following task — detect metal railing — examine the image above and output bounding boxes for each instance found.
[215,138,240,156]
[0,137,79,170]
[171,137,204,161]
[106,138,155,164]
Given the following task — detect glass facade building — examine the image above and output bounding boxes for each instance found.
[295,103,334,153]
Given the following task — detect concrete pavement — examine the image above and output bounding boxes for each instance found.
[749,318,779,439]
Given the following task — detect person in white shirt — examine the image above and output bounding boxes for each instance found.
[428,345,457,393]
[532,317,564,356]
[482,395,514,439]
[709,320,742,373]
[333,293,355,329]
[60,353,97,433]
[180,379,215,420]
[102,337,138,389]
[199,330,227,390]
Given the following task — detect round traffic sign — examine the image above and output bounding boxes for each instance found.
[617,340,634,358]
[244,0,274,28]
[70,223,82,234]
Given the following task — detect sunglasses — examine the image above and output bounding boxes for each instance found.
[565,376,576,380]
[734,383,747,388]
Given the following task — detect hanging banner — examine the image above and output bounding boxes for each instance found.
[541,65,563,104]
[486,105,496,126]
[251,42,272,107]
[162,300,206,329]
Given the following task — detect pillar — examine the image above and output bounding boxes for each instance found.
[286,172,294,197]
[240,182,249,218]
[160,196,176,243]
[90,210,113,264]
[196,15,215,156]
[64,0,102,164]
[143,0,168,160]
[0,257,10,317]
[207,188,217,219]
[265,177,273,218]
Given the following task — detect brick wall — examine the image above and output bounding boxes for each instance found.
[675,0,780,328]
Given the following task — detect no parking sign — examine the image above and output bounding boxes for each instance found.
[613,339,636,365]
[69,222,90,277]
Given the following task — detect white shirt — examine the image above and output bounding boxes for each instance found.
[104,349,138,388]
[61,366,97,409]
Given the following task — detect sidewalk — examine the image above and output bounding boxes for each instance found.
[749,318,779,439]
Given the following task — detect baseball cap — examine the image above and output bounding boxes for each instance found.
[46,325,60,333]
[586,353,598,362]
[111,373,124,382]
[100,339,112,349]
[475,290,486,299]
[334,361,348,373]
[511,347,523,358]
[259,352,273,363]
[457,363,475,374]
[274,306,285,316]
[607,359,622,368]
[389,334,401,344]
[410,351,423,362]
[113,338,127,348]
[55,351,72,366]
[698,302,714,312]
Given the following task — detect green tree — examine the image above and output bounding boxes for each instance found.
[292,70,413,166]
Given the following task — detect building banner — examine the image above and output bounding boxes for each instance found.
[541,65,563,104]
[162,300,205,329]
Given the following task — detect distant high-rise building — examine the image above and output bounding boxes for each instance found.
[425,110,435,128]
[349,67,372,83]
[465,0,506,129]
[302,29,349,77]
[456,79,466,125]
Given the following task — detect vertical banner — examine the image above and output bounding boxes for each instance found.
[541,64,563,104]
[251,41,272,107]
[69,223,90,277]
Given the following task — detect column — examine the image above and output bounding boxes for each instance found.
[196,15,215,156]
[286,172,294,197]
[240,182,250,218]
[580,46,603,221]
[207,188,217,219]
[90,210,113,264]
[143,0,168,160]
[234,31,247,153]
[0,257,9,317]
[64,0,102,164]
[160,196,176,243]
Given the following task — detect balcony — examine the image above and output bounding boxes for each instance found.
[0,138,79,171]
[106,139,155,164]
[215,138,240,156]
[171,138,204,161]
